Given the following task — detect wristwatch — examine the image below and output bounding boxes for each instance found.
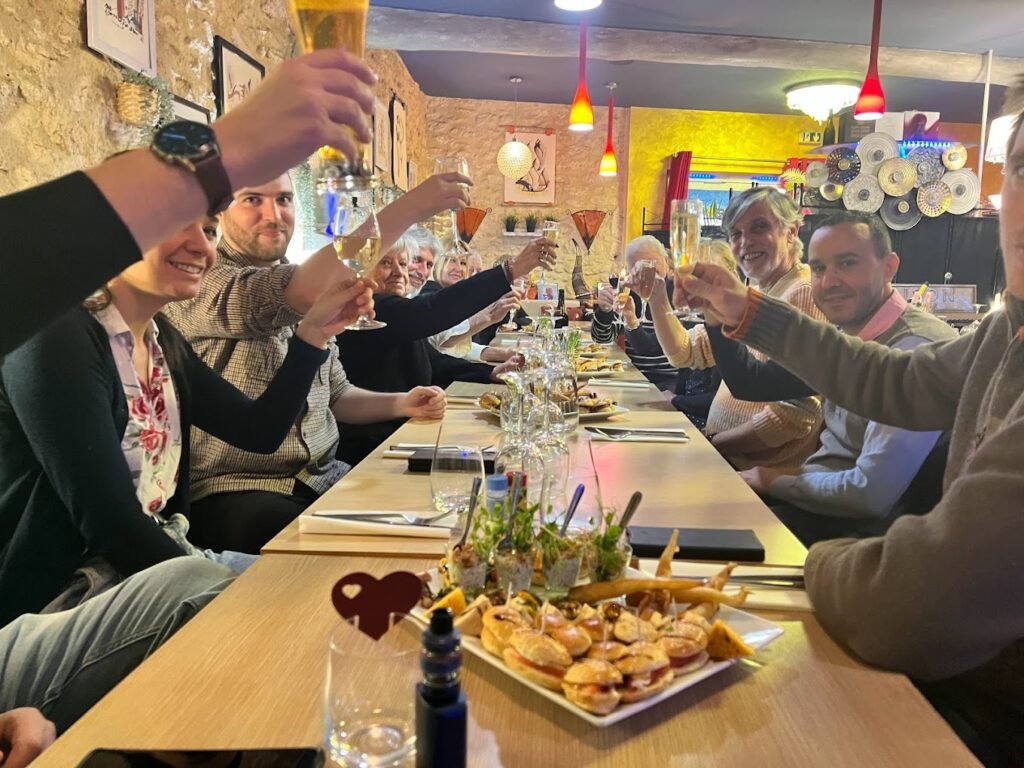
[151,120,233,216]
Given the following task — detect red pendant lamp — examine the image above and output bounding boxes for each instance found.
[854,0,886,121]
[568,18,594,131]
[599,82,617,176]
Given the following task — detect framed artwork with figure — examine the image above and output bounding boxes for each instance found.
[213,36,265,116]
[86,0,157,75]
[373,97,392,181]
[503,130,555,206]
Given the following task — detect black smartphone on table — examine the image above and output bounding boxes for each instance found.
[75,748,322,768]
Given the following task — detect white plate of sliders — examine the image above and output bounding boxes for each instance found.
[412,569,783,727]
[477,391,630,423]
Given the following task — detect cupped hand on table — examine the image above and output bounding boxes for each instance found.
[0,708,56,768]
[401,386,447,420]
[739,465,799,494]
[490,353,525,382]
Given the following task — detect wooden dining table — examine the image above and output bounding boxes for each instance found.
[32,330,980,766]
[264,339,808,567]
[32,553,980,767]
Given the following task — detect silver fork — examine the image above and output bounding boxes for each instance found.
[319,511,452,525]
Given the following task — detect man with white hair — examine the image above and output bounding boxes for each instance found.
[406,227,441,297]
[591,235,679,390]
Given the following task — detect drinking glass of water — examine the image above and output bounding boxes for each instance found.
[323,616,419,767]
[431,444,485,545]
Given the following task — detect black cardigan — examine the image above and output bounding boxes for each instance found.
[704,325,816,401]
[0,308,327,625]
[338,265,511,392]
[1,172,141,356]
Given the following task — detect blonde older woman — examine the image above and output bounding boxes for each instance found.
[649,188,824,469]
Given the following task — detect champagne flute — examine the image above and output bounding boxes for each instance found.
[332,191,386,330]
[670,198,703,319]
[286,0,375,231]
[539,220,559,282]
[434,156,470,256]
[631,258,657,324]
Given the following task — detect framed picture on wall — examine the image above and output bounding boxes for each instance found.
[407,160,418,189]
[172,95,211,125]
[86,0,157,75]
[373,98,392,181]
[213,36,265,116]
[391,95,408,191]
[503,130,555,206]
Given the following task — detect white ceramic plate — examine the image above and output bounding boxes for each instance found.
[411,570,783,727]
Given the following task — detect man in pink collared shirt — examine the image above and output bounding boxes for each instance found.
[709,211,958,545]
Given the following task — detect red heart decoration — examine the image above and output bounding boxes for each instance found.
[331,571,423,640]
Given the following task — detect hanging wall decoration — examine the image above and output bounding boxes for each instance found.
[86,0,157,76]
[213,36,265,116]
[391,95,408,191]
[374,97,392,181]
[504,131,556,206]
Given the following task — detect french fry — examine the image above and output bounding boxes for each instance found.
[568,577,703,603]
[673,586,750,608]
[656,529,679,578]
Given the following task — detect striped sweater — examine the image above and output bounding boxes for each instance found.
[591,279,678,390]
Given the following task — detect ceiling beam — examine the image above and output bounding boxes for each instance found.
[368,7,1023,86]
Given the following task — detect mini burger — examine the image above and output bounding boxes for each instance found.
[481,605,527,658]
[548,624,592,658]
[613,611,659,644]
[574,604,611,643]
[614,642,674,703]
[502,628,573,691]
[535,602,568,632]
[660,619,710,675]
[561,659,623,715]
[586,640,628,663]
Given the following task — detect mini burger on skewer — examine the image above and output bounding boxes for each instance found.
[586,640,628,663]
[574,603,611,643]
[502,628,573,691]
[561,659,623,715]
[481,605,527,658]
[614,642,674,703]
[660,618,710,675]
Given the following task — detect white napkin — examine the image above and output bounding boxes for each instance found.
[301,512,450,539]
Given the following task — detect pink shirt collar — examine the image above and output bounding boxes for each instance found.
[855,289,908,342]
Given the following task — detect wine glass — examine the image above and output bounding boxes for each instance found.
[286,0,374,232]
[332,191,386,330]
[631,258,657,324]
[431,444,484,546]
[435,156,470,257]
[670,198,703,317]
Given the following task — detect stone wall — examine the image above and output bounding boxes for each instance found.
[0,0,425,197]
[425,95,628,293]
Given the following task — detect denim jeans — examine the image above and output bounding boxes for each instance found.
[0,557,235,733]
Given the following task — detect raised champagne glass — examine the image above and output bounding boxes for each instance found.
[332,190,386,330]
[670,198,703,318]
[286,0,375,233]
[631,258,657,325]
[434,156,470,257]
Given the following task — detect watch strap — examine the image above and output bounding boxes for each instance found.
[193,152,233,216]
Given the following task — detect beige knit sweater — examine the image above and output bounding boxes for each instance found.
[653,263,824,469]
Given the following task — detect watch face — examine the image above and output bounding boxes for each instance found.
[155,120,216,160]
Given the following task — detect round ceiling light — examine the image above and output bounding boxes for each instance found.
[785,81,860,123]
[554,0,602,10]
[497,138,534,180]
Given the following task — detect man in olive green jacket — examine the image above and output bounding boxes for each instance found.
[675,86,1024,766]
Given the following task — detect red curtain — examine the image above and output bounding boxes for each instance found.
[662,151,693,226]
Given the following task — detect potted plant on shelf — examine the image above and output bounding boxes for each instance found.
[524,212,540,233]
[543,213,558,223]
[504,213,519,233]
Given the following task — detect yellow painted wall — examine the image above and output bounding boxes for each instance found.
[626,107,821,238]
